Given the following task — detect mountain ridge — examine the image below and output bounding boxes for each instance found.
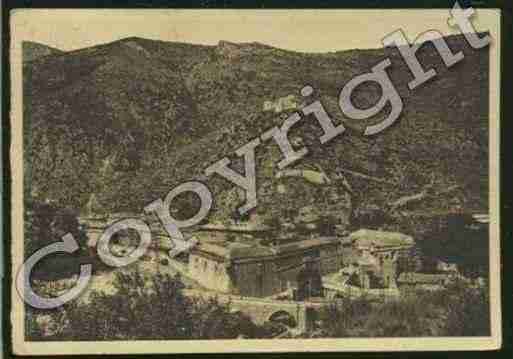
[23,32,489,235]
[22,41,64,62]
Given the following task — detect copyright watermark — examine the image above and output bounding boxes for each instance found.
[17,1,491,309]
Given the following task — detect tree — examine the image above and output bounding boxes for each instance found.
[318,297,372,337]
[363,299,438,337]
[189,297,259,339]
[24,199,88,259]
[31,271,262,340]
[443,280,490,336]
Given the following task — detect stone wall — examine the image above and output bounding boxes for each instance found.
[188,253,232,293]
[263,95,298,113]
[189,290,320,332]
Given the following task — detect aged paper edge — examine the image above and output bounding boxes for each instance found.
[9,9,502,355]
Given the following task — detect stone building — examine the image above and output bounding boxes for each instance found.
[187,228,342,298]
[347,229,415,288]
[322,229,416,298]
[397,272,454,292]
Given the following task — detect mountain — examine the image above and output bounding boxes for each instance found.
[23,34,489,236]
[22,41,64,62]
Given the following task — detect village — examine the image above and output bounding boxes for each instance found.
[14,3,498,351]
[77,165,488,335]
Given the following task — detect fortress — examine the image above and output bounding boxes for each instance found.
[185,226,415,300]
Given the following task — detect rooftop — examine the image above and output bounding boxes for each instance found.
[323,268,355,287]
[198,222,271,233]
[192,234,339,261]
[274,236,339,254]
[349,229,414,248]
[397,272,452,284]
[194,241,275,260]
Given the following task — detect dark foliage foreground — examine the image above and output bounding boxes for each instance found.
[27,271,490,340]
[27,271,266,340]
[316,280,490,337]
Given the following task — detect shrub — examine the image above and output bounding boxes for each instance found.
[442,280,490,336]
[24,199,88,258]
[160,258,169,266]
[24,199,90,280]
[29,270,262,340]
[318,297,373,337]
[363,298,438,337]
[317,282,490,338]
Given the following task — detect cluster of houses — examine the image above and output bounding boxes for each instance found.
[149,223,464,301]
[80,169,487,303]
[79,213,486,304]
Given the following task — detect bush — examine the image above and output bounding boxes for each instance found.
[24,199,90,280]
[442,280,490,336]
[24,199,88,258]
[317,282,490,338]
[28,271,262,340]
[160,258,169,266]
[258,321,287,338]
[318,297,373,337]
[363,298,439,337]
[189,297,259,339]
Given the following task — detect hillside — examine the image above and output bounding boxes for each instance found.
[22,41,64,62]
[23,34,489,236]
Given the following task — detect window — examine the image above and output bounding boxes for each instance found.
[256,263,264,274]
[256,265,264,296]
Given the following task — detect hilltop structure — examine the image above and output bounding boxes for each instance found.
[322,230,416,299]
[349,229,415,289]
[182,226,419,300]
[187,226,341,298]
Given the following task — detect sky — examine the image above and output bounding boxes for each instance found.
[11,9,499,53]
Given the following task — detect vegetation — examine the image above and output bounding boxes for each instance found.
[22,34,490,341]
[24,199,87,257]
[23,199,101,281]
[316,280,490,337]
[26,271,279,340]
[24,34,488,227]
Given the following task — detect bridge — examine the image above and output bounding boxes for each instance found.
[183,289,328,332]
[80,216,332,332]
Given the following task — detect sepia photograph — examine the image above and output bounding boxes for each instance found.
[9,6,501,354]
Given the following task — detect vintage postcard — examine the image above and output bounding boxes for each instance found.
[10,6,501,355]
